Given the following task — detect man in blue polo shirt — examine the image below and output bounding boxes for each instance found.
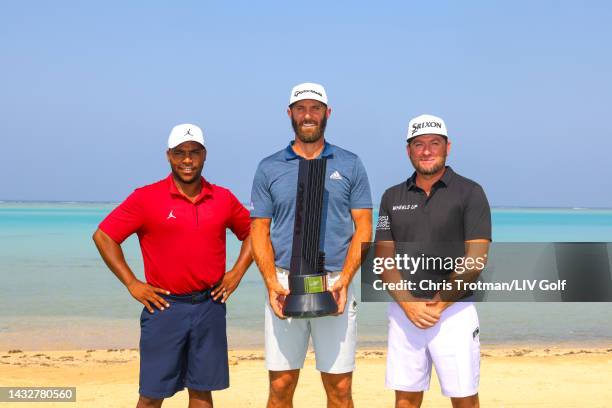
[250,82,372,408]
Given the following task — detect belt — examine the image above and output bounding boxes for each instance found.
[162,288,212,304]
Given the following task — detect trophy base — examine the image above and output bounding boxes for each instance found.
[283,292,338,318]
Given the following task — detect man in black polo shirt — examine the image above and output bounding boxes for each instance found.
[375,114,491,408]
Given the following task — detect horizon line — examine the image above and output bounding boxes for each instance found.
[1,200,611,211]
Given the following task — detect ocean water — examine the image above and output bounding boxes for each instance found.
[0,203,611,350]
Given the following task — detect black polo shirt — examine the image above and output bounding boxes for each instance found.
[375,166,491,243]
[374,166,491,298]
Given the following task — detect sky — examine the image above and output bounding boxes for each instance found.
[1,1,611,207]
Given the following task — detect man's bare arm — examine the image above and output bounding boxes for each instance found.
[376,240,441,329]
[431,239,491,309]
[340,208,372,284]
[212,235,254,302]
[92,228,170,313]
[251,218,277,286]
[251,218,289,318]
[330,208,372,314]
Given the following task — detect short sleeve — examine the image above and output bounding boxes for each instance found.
[226,190,251,241]
[375,189,394,241]
[464,184,492,241]
[98,190,145,244]
[349,157,373,209]
[249,162,274,218]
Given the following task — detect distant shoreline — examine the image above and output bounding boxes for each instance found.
[2,200,612,211]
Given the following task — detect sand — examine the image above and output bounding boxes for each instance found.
[1,346,611,407]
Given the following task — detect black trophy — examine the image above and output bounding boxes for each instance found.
[283,158,338,318]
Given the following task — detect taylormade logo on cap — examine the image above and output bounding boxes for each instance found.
[168,123,205,149]
[289,82,328,105]
[407,114,448,142]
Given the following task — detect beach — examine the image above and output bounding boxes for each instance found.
[1,346,611,407]
[1,205,612,406]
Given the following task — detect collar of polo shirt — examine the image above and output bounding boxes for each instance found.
[284,141,335,161]
[167,175,214,202]
[406,166,455,190]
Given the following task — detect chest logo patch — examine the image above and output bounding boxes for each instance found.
[376,215,390,231]
[392,204,418,211]
[167,210,177,220]
[329,170,343,180]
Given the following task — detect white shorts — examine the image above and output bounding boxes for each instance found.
[386,301,480,398]
[265,267,357,374]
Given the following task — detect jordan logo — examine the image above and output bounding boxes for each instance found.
[184,129,193,136]
[330,170,342,180]
[167,210,177,220]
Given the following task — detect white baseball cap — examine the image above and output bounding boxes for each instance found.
[407,114,448,142]
[289,82,328,106]
[167,123,205,149]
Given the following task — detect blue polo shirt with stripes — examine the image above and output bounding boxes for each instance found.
[250,141,372,271]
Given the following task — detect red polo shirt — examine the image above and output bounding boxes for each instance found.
[99,174,251,294]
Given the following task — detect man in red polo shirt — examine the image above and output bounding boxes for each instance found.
[93,123,252,408]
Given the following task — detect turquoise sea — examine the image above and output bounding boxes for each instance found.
[0,203,611,350]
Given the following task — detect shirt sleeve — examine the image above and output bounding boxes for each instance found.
[226,190,251,241]
[464,184,492,241]
[98,189,145,244]
[249,162,274,218]
[349,157,373,209]
[375,189,394,241]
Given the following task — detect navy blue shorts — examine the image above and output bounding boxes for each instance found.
[139,290,228,399]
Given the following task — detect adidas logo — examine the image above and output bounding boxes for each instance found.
[330,170,342,180]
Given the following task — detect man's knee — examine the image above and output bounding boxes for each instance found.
[395,391,423,408]
[188,389,213,403]
[321,372,353,403]
[450,393,479,408]
[269,370,300,403]
[137,395,163,408]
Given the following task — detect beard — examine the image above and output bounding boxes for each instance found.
[171,166,203,184]
[409,155,447,176]
[291,114,327,143]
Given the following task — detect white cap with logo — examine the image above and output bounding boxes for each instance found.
[407,114,448,142]
[289,82,328,106]
[168,123,205,149]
